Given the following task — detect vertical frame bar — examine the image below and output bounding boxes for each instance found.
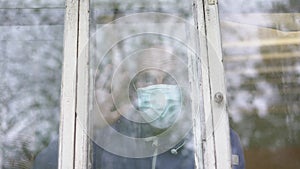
[188,32,205,169]
[189,2,206,168]
[193,0,216,168]
[204,2,231,169]
[58,0,79,168]
[193,0,231,168]
[75,0,90,168]
[59,0,91,168]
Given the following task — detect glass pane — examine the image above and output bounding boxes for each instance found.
[219,0,300,169]
[0,0,65,8]
[0,6,64,169]
[88,1,197,169]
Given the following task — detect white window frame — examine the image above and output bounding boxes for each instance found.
[58,0,231,169]
[193,0,231,168]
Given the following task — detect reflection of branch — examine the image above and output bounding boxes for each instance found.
[221,13,300,32]
[234,78,300,88]
[224,51,300,61]
[230,87,300,97]
[4,111,38,139]
[223,37,300,48]
[226,65,298,75]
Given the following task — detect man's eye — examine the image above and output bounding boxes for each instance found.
[141,73,155,83]
[145,76,154,83]
[163,76,176,85]
[134,73,155,88]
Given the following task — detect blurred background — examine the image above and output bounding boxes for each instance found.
[0,0,64,168]
[1,0,300,169]
[219,0,300,168]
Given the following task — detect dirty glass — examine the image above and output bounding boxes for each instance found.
[0,1,65,169]
[219,0,300,168]
[0,0,64,8]
[88,0,198,169]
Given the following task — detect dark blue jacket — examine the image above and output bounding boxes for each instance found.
[32,129,245,169]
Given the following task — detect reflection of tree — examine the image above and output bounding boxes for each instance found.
[220,0,300,168]
[91,0,191,24]
[225,25,300,148]
[0,4,64,169]
[220,0,300,14]
[257,29,300,146]
[271,0,299,13]
[0,0,64,8]
[90,1,194,158]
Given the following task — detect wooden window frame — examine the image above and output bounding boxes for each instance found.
[58,0,231,169]
[193,0,231,168]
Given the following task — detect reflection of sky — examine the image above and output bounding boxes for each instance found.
[0,5,64,168]
[219,0,290,14]
[220,0,300,153]
[92,0,191,10]
[0,0,64,8]
[91,9,194,158]
[228,81,280,122]
[1,29,63,161]
[91,0,193,24]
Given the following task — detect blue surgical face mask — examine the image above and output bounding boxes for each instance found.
[137,84,181,129]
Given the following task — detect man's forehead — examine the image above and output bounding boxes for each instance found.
[137,69,169,77]
[136,49,180,72]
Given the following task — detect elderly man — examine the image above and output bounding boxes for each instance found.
[33,47,245,169]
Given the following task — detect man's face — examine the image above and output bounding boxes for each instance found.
[133,46,180,89]
[133,69,177,90]
[129,48,182,108]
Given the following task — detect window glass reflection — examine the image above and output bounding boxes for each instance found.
[219,0,300,168]
[89,1,196,168]
[0,4,64,169]
[0,0,64,8]
[91,36,195,169]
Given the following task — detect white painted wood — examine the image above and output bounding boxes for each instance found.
[203,1,231,169]
[75,0,90,168]
[188,11,205,169]
[193,0,217,169]
[192,1,214,169]
[58,0,79,169]
[193,0,231,169]
[58,1,230,169]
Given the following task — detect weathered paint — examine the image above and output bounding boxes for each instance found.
[58,0,79,169]
[193,0,216,169]
[204,1,231,168]
[192,0,231,169]
[59,0,231,169]
[75,0,90,168]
